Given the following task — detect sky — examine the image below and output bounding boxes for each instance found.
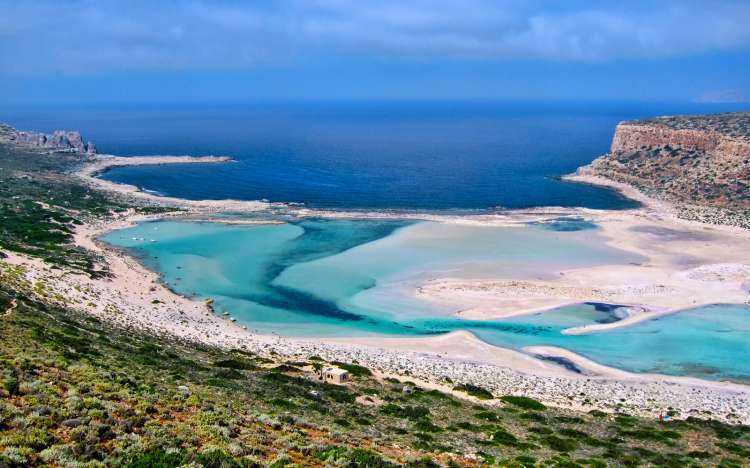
[1,0,749,104]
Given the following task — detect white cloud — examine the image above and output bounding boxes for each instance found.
[1,0,749,74]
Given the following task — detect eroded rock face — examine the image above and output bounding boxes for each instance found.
[610,123,750,163]
[1,123,96,154]
[581,113,750,209]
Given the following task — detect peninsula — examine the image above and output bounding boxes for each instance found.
[571,113,750,228]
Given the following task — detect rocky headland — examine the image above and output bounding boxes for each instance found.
[0,122,97,154]
[575,112,750,227]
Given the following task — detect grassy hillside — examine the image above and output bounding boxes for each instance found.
[2,280,750,467]
[0,141,170,276]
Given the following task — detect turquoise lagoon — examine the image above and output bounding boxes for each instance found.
[101,218,750,381]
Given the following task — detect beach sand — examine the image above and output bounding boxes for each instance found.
[418,211,750,334]
[77,154,271,212]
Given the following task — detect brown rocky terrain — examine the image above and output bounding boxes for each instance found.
[576,112,750,228]
[580,112,750,210]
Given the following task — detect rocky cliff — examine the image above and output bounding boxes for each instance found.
[0,122,96,154]
[580,112,750,210]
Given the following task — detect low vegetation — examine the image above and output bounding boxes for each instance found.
[2,284,750,466]
[0,141,172,276]
[453,383,494,400]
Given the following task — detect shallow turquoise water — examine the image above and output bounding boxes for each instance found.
[101,218,750,381]
[421,304,750,380]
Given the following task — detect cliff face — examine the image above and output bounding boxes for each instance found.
[0,123,96,154]
[610,123,750,163]
[581,112,750,209]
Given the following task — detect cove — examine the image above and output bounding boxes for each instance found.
[100,218,750,381]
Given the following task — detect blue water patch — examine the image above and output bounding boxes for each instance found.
[54,101,660,211]
[100,218,750,381]
[527,217,599,232]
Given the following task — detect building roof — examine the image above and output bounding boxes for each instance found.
[322,366,349,376]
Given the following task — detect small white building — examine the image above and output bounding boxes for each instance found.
[320,366,350,384]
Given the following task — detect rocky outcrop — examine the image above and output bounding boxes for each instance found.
[0,122,96,154]
[609,122,750,163]
[580,112,750,210]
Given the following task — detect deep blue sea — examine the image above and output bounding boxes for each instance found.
[3,100,746,210]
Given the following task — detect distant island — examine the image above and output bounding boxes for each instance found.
[2,114,750,466]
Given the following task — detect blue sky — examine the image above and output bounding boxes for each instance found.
[1,0,749,104]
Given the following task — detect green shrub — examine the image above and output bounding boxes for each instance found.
[543,435,578,452]
[317,446,396,467]
[269,398,297,410]
[195,448,243,468]
[349,448,397,467]
[519,411,545,422]
[212,358,257,370]
[3,376,19,396]
[414,419,442,433]
[380,404,430,420]
[270,364,301,373]
[514,455,538,467]
[455,421,481,432]
[501,395,545,411]
[491,428,519,446]
[528,426,553,435]
[330,361,371,377]
[453,383,493,400]
[406,456,441,467]
[126,448,187,467]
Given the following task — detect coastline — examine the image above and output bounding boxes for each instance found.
[76,154,271,212]
[5,153,747,423]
